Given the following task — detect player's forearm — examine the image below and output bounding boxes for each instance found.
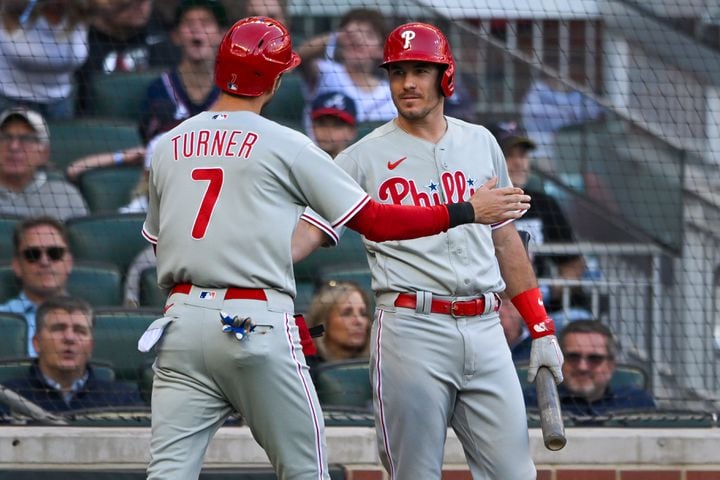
[494,225,556,338]
[346,199,474,242]
[493,225,538,296]
[291,221,328,262]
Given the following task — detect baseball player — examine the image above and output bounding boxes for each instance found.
[139,17,531,480]
[334,23,564,479]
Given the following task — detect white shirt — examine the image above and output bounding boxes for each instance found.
[0,16,88,102]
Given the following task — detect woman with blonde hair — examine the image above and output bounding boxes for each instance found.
[306,280,372,365]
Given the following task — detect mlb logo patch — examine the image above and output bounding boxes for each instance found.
[199,291,216,300]
[212,113,228,120]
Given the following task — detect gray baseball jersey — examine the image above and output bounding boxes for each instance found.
[142,110,370,479]
[334,117,513,297]
[142,111,369,295]
[336,116,535,479]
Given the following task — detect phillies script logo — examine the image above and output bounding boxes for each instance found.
[401,30,416,49]
[379,171,476,206]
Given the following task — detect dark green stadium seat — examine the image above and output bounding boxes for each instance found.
[294,278,316,315]
[67,213,147,274]
[139,267,167,309]
[0,265,20,302]
[0,216,20,262]
[318,267,372,297]
[49,119,142,172]
[294,229,367,280]
[91,70,162,121]
[315,359,372,411]
[0,262,122,307]
[0,312,27,360]
[356,121,385,139]
[91,308,161,382]
[68,261,124,307]
[261,72,305,131]
[78,166,144,214]
[0,359,115,383]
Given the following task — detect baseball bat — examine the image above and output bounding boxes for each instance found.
[535,366,566,451]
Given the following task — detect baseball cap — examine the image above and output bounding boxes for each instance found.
[488,121,535,152]
[174,0,227,27]
[310,92,358,126]
[0,107,50,144]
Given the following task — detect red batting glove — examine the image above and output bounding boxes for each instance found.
[511,287,556,339]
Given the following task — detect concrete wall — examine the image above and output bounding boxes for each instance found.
[1,426,719,478]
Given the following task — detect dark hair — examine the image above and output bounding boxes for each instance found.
[559,320,617,359]
[13,216,69,255]
[174,0,228,28]
[36,296,94,333]
[339,8,388,41]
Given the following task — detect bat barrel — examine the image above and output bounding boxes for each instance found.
[536,366,567,451]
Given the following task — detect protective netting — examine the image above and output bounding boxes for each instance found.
[0,0,718,425]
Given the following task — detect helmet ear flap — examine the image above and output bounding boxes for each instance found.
[440,60,455,97]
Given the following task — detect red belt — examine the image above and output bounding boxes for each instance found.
[394,293,500,317]
[170,283,267,301]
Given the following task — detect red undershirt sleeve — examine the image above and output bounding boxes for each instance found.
[345,199,474,242]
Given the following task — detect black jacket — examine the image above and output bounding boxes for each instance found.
[2,362,144,413]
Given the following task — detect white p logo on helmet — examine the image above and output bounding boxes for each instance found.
[401,30,416,49]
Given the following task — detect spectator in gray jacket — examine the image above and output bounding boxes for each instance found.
[0,107,88,220]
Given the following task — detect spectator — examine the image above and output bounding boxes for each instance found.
[2,296,143,412]
[524,320,656,416]
[76,0,177,114]
[223,0,288,26]
[0,216,73,356]
[520,74,605,175]
[297,8,396,124]
[68,1,225,180]
[498,292,532,362]
[310,91,358,158]
[306,281,371,368]
[0,0,91,120]
[489,120,591,317]
[139,0,226,142]
[0,108,88,220]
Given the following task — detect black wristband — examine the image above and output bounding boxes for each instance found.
[447,202,475,228]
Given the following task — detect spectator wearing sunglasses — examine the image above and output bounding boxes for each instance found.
[0,216,74,357]
[0,107,88,220]
[524,320,656,416]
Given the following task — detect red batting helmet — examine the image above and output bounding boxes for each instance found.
[214,16,300,97]
[380,22,455,97]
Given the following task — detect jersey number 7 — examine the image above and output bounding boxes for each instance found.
[191,168,224,239]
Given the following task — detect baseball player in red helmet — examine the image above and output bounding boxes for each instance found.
[334,22,564,479]
[139,17,532,479]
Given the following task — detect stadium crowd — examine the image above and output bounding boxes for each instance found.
[0,0,659,427]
